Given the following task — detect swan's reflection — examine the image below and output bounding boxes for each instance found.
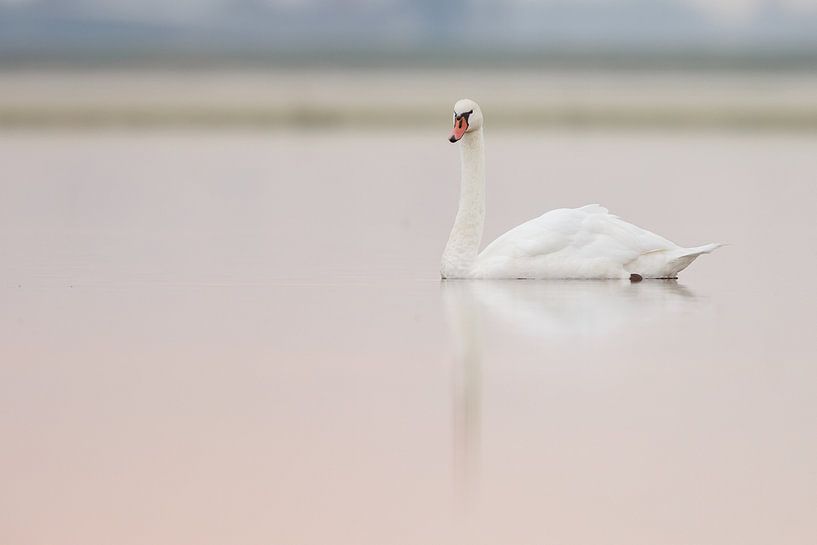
[442,279,701,510]
[444,281,483,512]
[471,279,697,340]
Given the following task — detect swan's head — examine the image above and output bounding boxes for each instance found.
[449,99,483,143]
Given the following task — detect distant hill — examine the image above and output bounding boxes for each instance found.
[2,0,817,67]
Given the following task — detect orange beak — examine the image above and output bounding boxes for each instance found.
[449,115,469,143]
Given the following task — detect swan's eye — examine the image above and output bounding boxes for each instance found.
[454,110,474,126]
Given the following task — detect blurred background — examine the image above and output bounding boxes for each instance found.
[3,3,817,545]
[2,0,817,129]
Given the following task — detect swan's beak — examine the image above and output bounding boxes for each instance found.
[449,116,469,143]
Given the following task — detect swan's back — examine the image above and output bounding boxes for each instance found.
[475,204,717,279]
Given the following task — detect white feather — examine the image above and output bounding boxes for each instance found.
[441,99,722,280]
[475,204,720,279]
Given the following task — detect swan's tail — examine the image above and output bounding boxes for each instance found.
[660,242,724,278]
[681,242,724,257]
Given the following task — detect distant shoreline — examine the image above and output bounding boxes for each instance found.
[2,67,816,130]
[3,46,817,73]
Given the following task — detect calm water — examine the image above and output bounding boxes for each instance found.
[1,129,816,544]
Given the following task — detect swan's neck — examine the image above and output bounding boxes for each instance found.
[442,129,485,278]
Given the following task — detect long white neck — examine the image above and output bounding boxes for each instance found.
[442,128,486,279]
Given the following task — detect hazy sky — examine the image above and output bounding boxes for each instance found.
[3,0,817,23]
[2,0,816,51]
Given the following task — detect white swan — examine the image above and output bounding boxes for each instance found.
[442,98,722,280]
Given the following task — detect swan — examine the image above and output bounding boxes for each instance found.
[442,98,722,280]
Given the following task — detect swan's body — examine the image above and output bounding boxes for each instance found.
[441,99,721,280]
[474,204,721,279]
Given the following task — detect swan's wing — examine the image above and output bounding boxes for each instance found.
[477,204,679,277]
[479,205,586,260]
[573,205,678,259]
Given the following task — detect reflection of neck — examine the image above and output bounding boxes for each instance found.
[441,282,482,510]
[442,129,485,279]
